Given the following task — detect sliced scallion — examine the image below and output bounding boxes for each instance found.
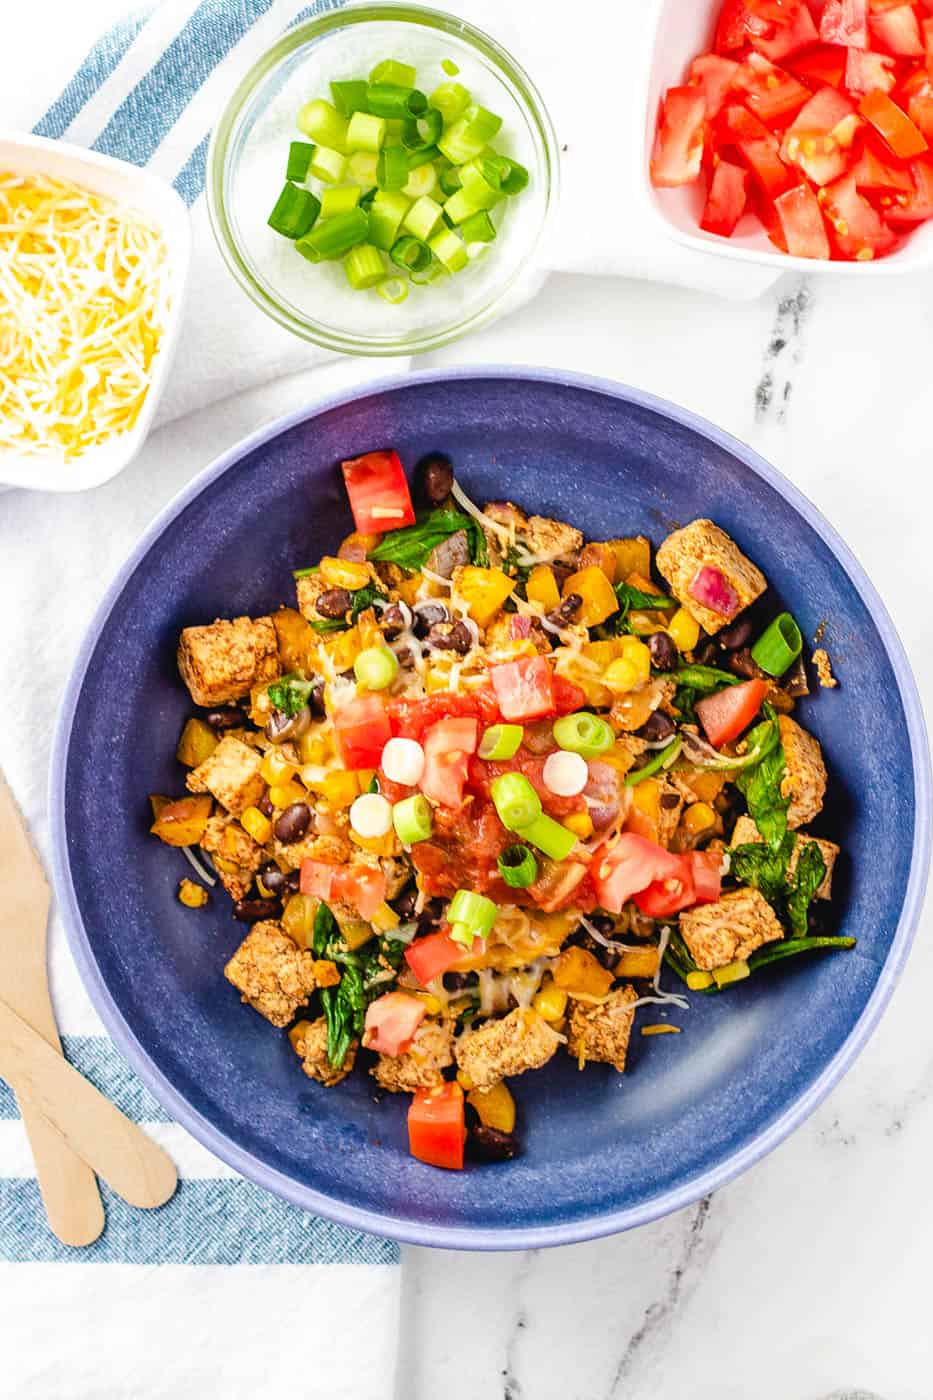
[346,110,386,153]
[308,145,347,184]
[344,242,386,290]
[330,79,369,117]
[368,189,411,250]
[750,613,803,677]
[376,275,409,304]
[268,183,321,239]
[520,813,577,863]
[347,151,379,190]
[390,234,432,273]
[429,80,471,124]
[376,144,410,191]
[369,58,417,88]
[392,793,433,844]
[438,104,503,165]
[286,141,315,182]
[497,845,538,889]
[459,209,496,243]
[403,194,443,241]
[402,162,439,199]
[438,164,462,196]
[297,207,369,261]
[320,184,361,219]
[297,99,348,153]
[428,225,467,271]
[478,723,523,760]
[366,82,427,119]
[402,108,443,150]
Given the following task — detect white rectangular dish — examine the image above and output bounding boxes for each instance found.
[639,0,933,275]
[0,132,191,493]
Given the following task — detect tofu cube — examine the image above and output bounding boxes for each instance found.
[200,813,265,902]
[680,887,783,970]
[177,616,280,707]
[290,1016,356,1086]
[371,1020,453,1094]
[656,519,766,635]
[567,984,638,1073]
[224,921,320,1027]
[730,815,838,899]
[778,716,828,829]
[454,1007,561,1091]
[187,735,265,816]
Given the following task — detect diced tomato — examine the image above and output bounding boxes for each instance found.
[717,0,753,51]
[695,678,769,747]
[689,850,723,905]
[820,0,869,48]
[781,87,859,184]
[702,159,749,234]
[821,169,899,255]
[775,182,832,255]
[299,860,386,919]
[489,655,555,723]
[851,138,916,191]
[551,675,587,715]
[408,1083,465,1170]
[869,4,923,56]
[689,54,741,116]
[924,15,933,74]
[716,101,775,144]
[749,0,820,60]
[650,86,707,187]
[718,108,797,195]
[632,863,697,918]
[405,929,476,985]
[527,858,589,913]
[859,89,929,157]
[299,859,338,901]
[884,152,933,219]
[340,450,415,536]
[746,0,802,22]
[734,52,812,125]
[592,833,685,914]
[907,83,933,139]
[388,690,499,743]
[788,43,848,88]
[845,47,898,94]
[333,693,392,770]
[362,992,426,1056]
[420,716,478,808]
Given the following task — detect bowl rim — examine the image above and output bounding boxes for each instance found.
[0,130,192,492]
[205,2,560,356]
[49,364,932,1250]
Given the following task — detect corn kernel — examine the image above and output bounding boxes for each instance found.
[563,810,594,840]
[241,805,273,845]
[269,780,306,809]
[616,947,660,979]
[526,564,561,612]
[260,751,297,786]
[686,970,714,990]
[467,1081,516,1134]
[320,555,370,590]
[297,732,329,765]
[456,1069,474,1091]
[619,634,652,676]
[177,878,208,909]
[533,980,568,1022]
[668,606,700,653]
[325,625,364,673]
[603,657,641,694]
[683,802,717,836]
[370,900,400,932]
[323,770,361,808]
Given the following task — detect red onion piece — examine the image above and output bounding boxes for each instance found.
[688,565,739,618]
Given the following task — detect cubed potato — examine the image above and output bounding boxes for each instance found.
[176,717,218,768]
[150,794,212,847]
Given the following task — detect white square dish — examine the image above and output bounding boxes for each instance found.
[0,132,191,493]
[639,0,933,275]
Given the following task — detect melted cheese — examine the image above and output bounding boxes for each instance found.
[0,172,169,461]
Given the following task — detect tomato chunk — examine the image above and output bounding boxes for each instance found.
[405,929,477,985]
[334,693,392,769]
[780,87,859,185]
[689,850,723,905]
[695,678,769,748]
[702,159,749,235]
[859,90,929,158]
[845,48,898,95]
[749,1,819,61]
[632,862,697,918]
[408,1083,465,1170]
[869,4,923,57]
[340,450,415,536]
[363,992,426,1056]
[592,833,685,914]
[820,170,899,256]
[689,54,741,116]
[885,153,933,221]
[650,86,707,187]
[733,53,811,126]
[420,716,478,808]
[775,183,832,257]
[788,44,847,89]
[489,655,555,722]
[820,0,869,48]
[299,860,387,920]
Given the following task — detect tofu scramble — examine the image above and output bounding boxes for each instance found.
[150,448,854,1170]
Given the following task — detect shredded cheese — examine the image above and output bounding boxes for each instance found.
[0,172,169,462]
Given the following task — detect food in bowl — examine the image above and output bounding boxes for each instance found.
[650,0,933,261]
[150,449,853,1170]
[0,172,170,460]
[266,54,529,304]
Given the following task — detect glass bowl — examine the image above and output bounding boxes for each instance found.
[207,3,559,356]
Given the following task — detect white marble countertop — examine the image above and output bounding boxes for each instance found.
[2,263,930,1400]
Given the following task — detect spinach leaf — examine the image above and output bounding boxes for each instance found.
[308,617,347,635]
[313,906,407,1066]
[736,736,789,850]
[504,543,532,585]
[267,674,315,717]
[322,961,366,1070]
[312,900,340,958]
[368,508,487,571]
[611,581,676,636]
[786,842,827,938]
[670,664,739,692]
[350,581,385,621]
[730,833,796,903]
[748,935,855,971]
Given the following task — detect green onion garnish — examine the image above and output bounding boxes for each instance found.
[751,613,804,677]
[448,889,498,947]
[460,210,497,244]
[369,58,417,88]
[390,235,432,274]
[376,275,409,304]
[267,183,321,239]
[402,108,443,151]
[520,813,577,863]
[438,164,462,197]
[366,83,427,120]
[376,144,410,191]
[344,243,386,290]
[308,145,347,184]
[403,194,443,241]
[438,104,502,165]
[430,81,471,124]
[441,58,460,77]
[497,845,538,889]
[368,189,411,250]
[490,772,542,832]
[624,736,682,787]
[478,723,524,760]
[296,208,369,262]
[347,151,379,190]
[330,80,369,118]
[402,163,439,200]
[428,225,467,272]
[392,793,433,845]
[552,712,614,760]
[297,99,348,152]
[346,111,387,153]
[285,141,315,183]
[319,185,361,219]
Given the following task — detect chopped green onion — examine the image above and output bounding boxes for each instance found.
[402,162,439,199]
[367,189,411,249]
[297,99,348,153]
[346,111,386,152]
[459,210,497,243]
[429,81,471,124]
[461,156,504,201]
[441,58,460,77]
[377,144,410,191]
[520,813,577,862]
[344,243,386,290]
[428,225,467,271]
[552,712,614,759]
[484,152,530,195]
[390,234,432,273]
[369,58,417,88]
[297,208,369,261]
[359,188,378,212]
[751,613,803,677]
[444,187,489,225]
[403,194,443,241]
[267,183,320,239]
[490,772,542,832]
[331,79,369,118]
[286,141,315,182]
[438,164,462,196]
[438,104,503,164]
[366,82,427,119]
[410,257,444,285]
[392,793,433,844]
[448,889,498,947]
[625,736,682,787]
[320,185,361,219]
[497,845,538,889]
[478,723,523,760]
[402,108,443,150]
[308,145,347,183]
[347,151,379,190]
[376,275,409,304]
[406,145,439,171]
[353,643,398,688]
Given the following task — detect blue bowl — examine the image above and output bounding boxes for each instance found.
[51,368,931,1250]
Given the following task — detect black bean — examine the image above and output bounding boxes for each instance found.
[391,885,419,919]
[258,861,285,895]
[417,453,454,505]
[273,802,311,844]
[412,602,448,637]
[258,792,275,818]
[545,593,582,629]
[316,587,352,619]
[442,971,470,992]
[308,680,326,716]
[425,620,473,654]
[728,648,768,680]
[265,706,311,744]
[660,791,681,810]
[204,707,242,731]
[467,1124,519,1162]
[694,639,719,665]
[637,710,675,742]
[647,631,679,671]
[284,869,301,894]
[719,617,754,651]
[234,897,281,923]
[589,913,616,935]
[381,603,409,638]
[416,898,445,935]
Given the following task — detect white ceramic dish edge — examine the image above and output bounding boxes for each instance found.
[637,0,933,276]
[0,132,192,493]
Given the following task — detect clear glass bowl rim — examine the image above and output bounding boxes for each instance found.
[206,2,560,356]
